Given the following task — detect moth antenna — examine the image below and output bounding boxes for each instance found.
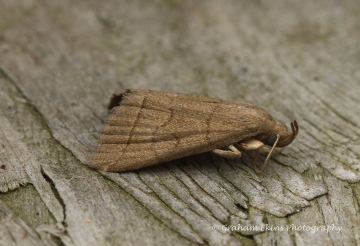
[253,134,280,174]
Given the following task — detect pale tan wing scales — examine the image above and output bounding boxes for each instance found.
[90,89,271,172]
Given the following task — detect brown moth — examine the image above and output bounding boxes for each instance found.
[90,89,298,173]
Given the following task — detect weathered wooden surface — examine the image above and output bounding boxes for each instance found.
[0,0,359,245]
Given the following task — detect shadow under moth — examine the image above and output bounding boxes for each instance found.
[90,89,298,173]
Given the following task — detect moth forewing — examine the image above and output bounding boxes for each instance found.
[90,89,297,172]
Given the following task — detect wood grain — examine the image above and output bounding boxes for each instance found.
[0,0,359,245]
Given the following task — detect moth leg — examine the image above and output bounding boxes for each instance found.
[256,146,284,155]
[212,145,242,159]
[239,138,264,150]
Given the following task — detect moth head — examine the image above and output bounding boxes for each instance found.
[266,120,299,148]
[253,120,299,174]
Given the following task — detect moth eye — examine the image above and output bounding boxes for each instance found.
[266,133,277,146]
